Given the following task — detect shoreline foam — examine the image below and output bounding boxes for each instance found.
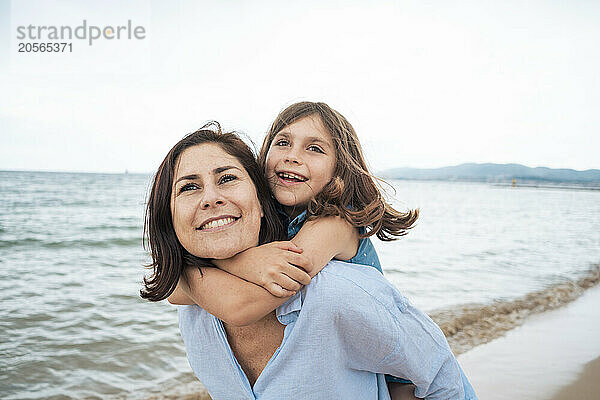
[431,264,600,355]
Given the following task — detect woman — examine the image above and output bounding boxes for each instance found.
[141,123,468,399]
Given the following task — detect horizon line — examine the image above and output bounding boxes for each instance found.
[1,161,598,175]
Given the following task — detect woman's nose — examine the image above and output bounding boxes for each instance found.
[200,186,225,209]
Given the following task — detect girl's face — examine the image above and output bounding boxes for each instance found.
[265,115,336,216]
[171,143,263,259]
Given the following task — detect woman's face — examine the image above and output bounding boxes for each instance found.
[170,143,264,259]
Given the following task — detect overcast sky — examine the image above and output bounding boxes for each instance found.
[1,0,599,174]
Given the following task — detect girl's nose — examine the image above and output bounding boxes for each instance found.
[284,147,302,165]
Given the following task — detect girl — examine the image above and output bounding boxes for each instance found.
[164,103,475,399]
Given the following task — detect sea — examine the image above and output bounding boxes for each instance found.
[1,170,599,399]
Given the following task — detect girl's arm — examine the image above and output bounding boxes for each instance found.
[213,241,312,297]
[168,265,298,326]
[290,215,359,276]
[213,215,358,292]
[170,216,359,325]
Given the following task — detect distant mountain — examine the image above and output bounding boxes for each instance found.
[381,163,600,185]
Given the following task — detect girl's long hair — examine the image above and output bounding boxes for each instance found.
[258,101,419,241]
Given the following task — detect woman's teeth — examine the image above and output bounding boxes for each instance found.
[278,172,307,182]
[199,217,236,230]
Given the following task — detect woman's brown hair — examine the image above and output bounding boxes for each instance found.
[141,122,285,302]
[258,101,419,241]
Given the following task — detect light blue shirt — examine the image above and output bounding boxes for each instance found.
[178,261,474,399]
[283,210,477,398]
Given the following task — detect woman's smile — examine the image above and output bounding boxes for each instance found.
[196,215,239,231]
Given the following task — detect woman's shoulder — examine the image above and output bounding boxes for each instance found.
[177,304,213,322]
[306,261,409,314]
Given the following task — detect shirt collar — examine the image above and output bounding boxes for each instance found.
[276,205,307,223]
[276,290,303,325]
[289,210,308,228]
[276,204,308,239]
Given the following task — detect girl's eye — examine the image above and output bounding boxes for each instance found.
[274,139,290,147]
[219,174,237,184]
[179,183,199,193]
[308,145,325,154]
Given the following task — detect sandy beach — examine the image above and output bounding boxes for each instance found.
[550,356,600,400]
[458,285,600,400]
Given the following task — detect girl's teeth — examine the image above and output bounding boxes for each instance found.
[201,217,235,230]
[279,172,306,181]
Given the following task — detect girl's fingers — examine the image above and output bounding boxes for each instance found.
[266,283,295,298]
[287,252,312,274]
[276,241,303,254]
[284,263,311,285]
[276,274,303,292]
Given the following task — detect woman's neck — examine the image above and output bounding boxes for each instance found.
[223,311,284,386]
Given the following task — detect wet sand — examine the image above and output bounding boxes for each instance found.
[458,285,600,400]
[433,265,600,357]
[549,356,600,400]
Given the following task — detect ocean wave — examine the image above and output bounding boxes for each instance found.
[430,263,600,355]
[0,237,142,249]
[83,224,141,232]
[0,238,45,249]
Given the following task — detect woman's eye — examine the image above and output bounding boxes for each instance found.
[308,145,325,154]
[274,139,289,147]
[179,183,199,193]
[219,174,237,184]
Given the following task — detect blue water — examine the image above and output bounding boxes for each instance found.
[378,180,600,311]
[1,171,598,399]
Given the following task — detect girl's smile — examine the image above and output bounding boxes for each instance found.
[275,171,309,184]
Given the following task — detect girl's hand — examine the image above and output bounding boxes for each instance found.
[214,241,312,297]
